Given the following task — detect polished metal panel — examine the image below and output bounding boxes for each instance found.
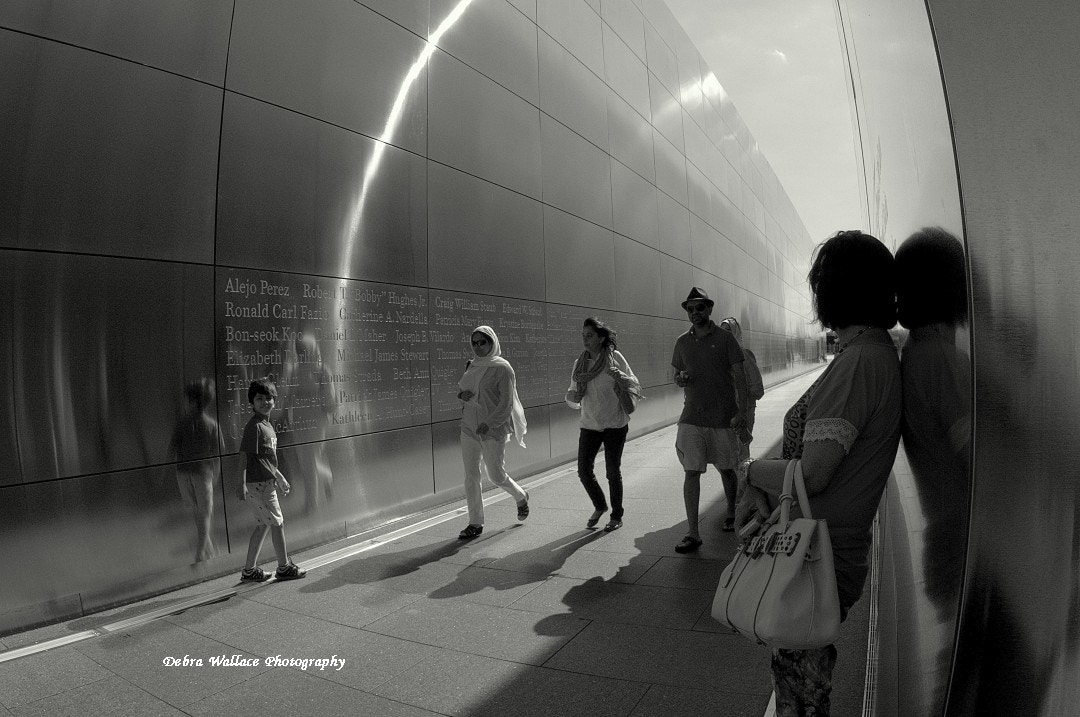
[689,214,721,279]
[656,191,692,262]
[0,0,232,84]
[643,20,679,99]
[683,118,714,187]
[2,463,229,622]
[536,0,605,77]
[543,207,617,309]
[538,30,610,152]
[360,0,430,37]
[602,24,651,121]
[507,0,536,22]
[0,256,18,485]
[0,31,220,262]
[659,255,695,321]
[429,48,542,199]
[685,162,713,226]
[431,0,540,105]
[227,0,428,156]
[600,0,646,62]
[605,88,657,183]
[427,162,546,300]
[216,268,432,448]
[217,94,428,285]
[653,131,689,207]
[12,253,215,483]
[648,74,685,153]
[540,114,614,229]
[613,235,662,315]
[610,158,660,250]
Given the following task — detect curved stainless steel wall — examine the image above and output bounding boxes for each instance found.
[839,0,1080,714]
[0,0,822,633]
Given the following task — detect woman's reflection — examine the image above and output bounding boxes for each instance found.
[895,227,972,676]
[170,378,223,563]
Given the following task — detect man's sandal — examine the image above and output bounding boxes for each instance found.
[674,536,703,553]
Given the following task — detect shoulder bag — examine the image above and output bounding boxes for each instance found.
[711,459,840,649]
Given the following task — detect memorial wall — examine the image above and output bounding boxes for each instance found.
[0,0,822,632]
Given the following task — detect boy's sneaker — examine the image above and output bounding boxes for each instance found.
[275,563,306,580]
[240,567,271,582]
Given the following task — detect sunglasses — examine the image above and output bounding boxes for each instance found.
[685,303,709,312]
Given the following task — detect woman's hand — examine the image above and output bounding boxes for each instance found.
[734,486,772,534]
[458,389,475,402]
[237,483,248,501]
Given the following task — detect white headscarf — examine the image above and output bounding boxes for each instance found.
[458,326,527,447]
[719,317,744,346]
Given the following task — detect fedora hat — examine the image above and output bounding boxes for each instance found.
[681,287,714,310]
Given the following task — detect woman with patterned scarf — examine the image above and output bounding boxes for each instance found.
[456,326,530,540]
[565,317,642,532]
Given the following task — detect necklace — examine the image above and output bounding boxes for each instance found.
[836,326,869,354]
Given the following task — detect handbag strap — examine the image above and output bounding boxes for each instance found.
[778,460,814,526]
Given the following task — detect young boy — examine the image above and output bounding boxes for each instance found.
[237,378,306,582]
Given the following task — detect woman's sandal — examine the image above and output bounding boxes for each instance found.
[604,519,622,533]
[517,490,530,521]
[586,509,607,529]
[458,524,483,540]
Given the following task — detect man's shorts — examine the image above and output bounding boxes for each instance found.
[247,479,284,526]
[676,423,740,473]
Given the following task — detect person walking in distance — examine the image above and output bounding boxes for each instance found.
[670,288,747,553]
[565,316,641,533]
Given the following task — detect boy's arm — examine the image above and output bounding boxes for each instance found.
[272,464,290,495]
[237,465,248,501]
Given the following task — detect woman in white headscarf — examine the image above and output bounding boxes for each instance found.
[718,317,764,531]
[456,326,529,539]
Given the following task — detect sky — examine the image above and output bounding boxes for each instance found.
[665,0,864,242]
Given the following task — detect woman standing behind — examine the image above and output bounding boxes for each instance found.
[565,317,640,532]
[735,230,901,715]
[457,326,530,540]
[718,317,764,532]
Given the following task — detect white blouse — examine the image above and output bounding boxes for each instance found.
[565,350,634,431]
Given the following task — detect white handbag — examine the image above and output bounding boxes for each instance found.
[711,460,841,649]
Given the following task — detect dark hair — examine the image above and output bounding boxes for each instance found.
[583,316,617,350]
[184,378,214,410]
[248,378,278,404]
[808,230,897,330]
[895,227,967,329]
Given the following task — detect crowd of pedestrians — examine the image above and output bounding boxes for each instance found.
[234,227,957,716]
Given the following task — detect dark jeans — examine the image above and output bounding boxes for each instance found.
[577,424,628,519]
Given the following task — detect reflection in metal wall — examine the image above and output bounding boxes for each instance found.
[928,2,1080,714]
[835,1,971,714]
[841,0,1080,714]
[1,0,823,633]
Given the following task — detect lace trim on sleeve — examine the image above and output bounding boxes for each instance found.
[804,417,859,454]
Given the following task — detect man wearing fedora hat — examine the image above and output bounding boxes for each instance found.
[671,287,747,553]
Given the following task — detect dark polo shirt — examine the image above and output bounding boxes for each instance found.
[671,322,743,427]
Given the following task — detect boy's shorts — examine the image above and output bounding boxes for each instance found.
[246,480,284,527]
[676,423,739,473]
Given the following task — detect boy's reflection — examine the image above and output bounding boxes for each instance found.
[170,378,224,563]
[896,227,971,609]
